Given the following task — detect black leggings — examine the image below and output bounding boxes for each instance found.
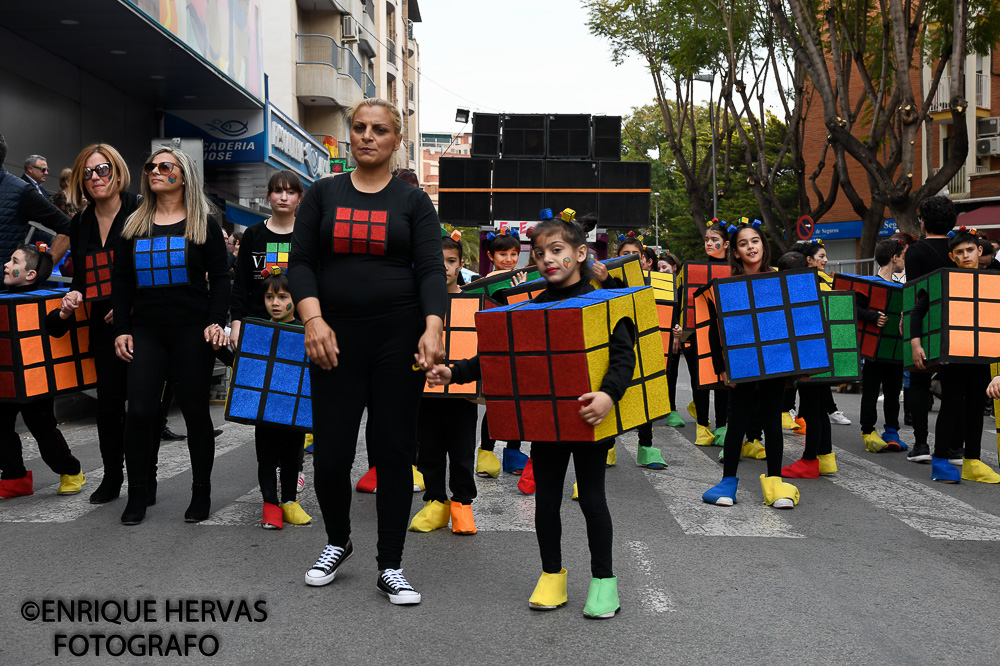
[90,301,128,480]
[256,425,305,505]
[798,383,832,460]
[722,378,784,477]
[908,371,933,448]
[935,364,990,460]
[859,360,903,433]
[479,412,521,452]
[417,398,478,504]
[310,313,424,571]
[123,324,216,489]
[0,398,81,479]
[666,350,679,412]
[682,345,728,427]
[532,442,613,579]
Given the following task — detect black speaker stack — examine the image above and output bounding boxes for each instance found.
[438,112,649,228]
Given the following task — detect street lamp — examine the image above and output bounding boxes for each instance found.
[654,192,660,249]
[693,73,717,220]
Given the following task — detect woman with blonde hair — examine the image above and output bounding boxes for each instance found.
[111,147,230,526]
[52,167,83,217]
[59,143,143,504]
[289,98,445,604]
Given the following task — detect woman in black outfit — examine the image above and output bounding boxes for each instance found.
[60,144,139,504]
[289,98,445,605]
[112,147,230,526]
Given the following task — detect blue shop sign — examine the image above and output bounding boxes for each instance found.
[163,110,265,163]
[266,104,331,184]
[813,218,897,240]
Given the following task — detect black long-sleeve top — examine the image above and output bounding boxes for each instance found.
[288,175,446,322]
[230,221,293,322]
[111,215,231,336]
[904,238,952,335]
[450,279,637,404]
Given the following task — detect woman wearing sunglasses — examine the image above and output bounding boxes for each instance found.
[111,147,230,526]
[59,144,142,505]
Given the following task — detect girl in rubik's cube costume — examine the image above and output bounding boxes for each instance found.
[0,244,86,499]
[703,220,800,509]
[408,230,480,534]
[427,215,631,618]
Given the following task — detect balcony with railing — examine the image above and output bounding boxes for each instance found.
[933,164,968,195]
[295,34,363,107]
[386,38,397,78]
[359,0,377,57]
[928,71,991,115]
[364,72,376,99]
[407,80,415,114]
[976,72,990,108]
[407,19,415,56]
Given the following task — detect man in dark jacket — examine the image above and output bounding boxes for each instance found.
[0,135,70,263]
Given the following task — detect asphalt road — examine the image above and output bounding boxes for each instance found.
[2,372,1000,665]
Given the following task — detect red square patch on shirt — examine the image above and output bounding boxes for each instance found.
[331,208,388,256]
[84,250,114,301]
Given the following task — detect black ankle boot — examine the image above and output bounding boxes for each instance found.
[184,483,211,522]
[89,475,123,504]
[146,479,158,507]
[121,485,147,525]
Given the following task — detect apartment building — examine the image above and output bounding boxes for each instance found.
[421,132,471,208]
[265,0,422,178]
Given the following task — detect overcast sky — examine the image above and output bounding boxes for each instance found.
[414,0,663,132]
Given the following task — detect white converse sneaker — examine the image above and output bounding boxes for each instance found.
[377,568,421,605]
[829,411,851,425]
[297,472,306,492]
[305,542,353,586]
[772,498,795,509]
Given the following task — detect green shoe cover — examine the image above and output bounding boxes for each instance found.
[636,445,667,468]
[583,576,620,619]
[711,426,727,447]
[665,411,685,427]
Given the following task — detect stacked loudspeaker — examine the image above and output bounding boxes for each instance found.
[439,113,650,228]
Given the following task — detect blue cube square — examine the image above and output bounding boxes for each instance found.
[263,392,296,425]
[723,314,756,346]
[786,272,818,303]
[727,347,760,380]
[797,338,830,369]
[169,250,185,266]
[270,362,302,394]
[762,342,794,374]
[301,368,311,394]
[792,305,824,337]
[169,237,185,250]
[718,281,750,312]
[170,268,187,284]
[136,239,151,253]
[756,310,788,342]
[153,269,170,285]
[229,388,261,419]
[152,252,169,269]
[152,236,168,251]
[752,277,784,308]
[135,253,151,270]
[276,330,304,361]
[137,271,153,287]
[295,398,312,428]
[235,357,268,389]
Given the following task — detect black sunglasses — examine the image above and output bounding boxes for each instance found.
[143,161,178,176]
[32,165,49,173]
[83,163,112,180]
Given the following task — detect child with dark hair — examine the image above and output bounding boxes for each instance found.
[255,270,313,529]
[408,231,481,534]
[977,238,1000,270]
[906,195,957,464]
[0,244,84,499]
[427,215,632,618]
[856,240,907,454]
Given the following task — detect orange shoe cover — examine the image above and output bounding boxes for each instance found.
[450,502,477,535]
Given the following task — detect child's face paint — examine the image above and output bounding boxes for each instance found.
[12,270,18,278]
[714,243,721,249]
[285,303,293,311]
[563,257,571,267]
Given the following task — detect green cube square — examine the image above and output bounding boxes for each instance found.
[929,303,941,331]
[833,351,858,377]
[928,273,942,301]
[830,323,857,350]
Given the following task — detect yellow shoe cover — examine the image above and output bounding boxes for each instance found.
[304,433,313,449]
[412,465,425,492]
[741,439,766,460]
[695,425,715,447]
[281,500,313,525]
[818,452,838,475]
[863,431,888,453]
[476,449,501,478]
[408,499,451,532]
[686,401,699,422]
[961,459,1000,484]
[606,444,617,467]
[760,474,800,506]
[57,471,86,495]
[781,412,797,430]
[528,569,568,610]
[571,481,579,501]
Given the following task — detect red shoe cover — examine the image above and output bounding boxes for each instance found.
[781,458,819,479]
[356,466,377,493]
[517,458,536,495]
[261,502,283,529]
[0,470,33,498]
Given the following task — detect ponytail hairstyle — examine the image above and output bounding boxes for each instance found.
[530,215,592,282]
[123,147,212,244]
[728,222,771,276]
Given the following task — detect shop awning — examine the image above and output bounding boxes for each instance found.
[225,202,268,230]
[956,204,1000,227]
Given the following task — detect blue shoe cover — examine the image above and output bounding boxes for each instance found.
[882,428,908,451]
[931,457,961,483]
[702,477,738,505]
[502,448,529,473]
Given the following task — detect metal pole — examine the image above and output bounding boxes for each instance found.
[655,194,659,249]
[710,80,718,219]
